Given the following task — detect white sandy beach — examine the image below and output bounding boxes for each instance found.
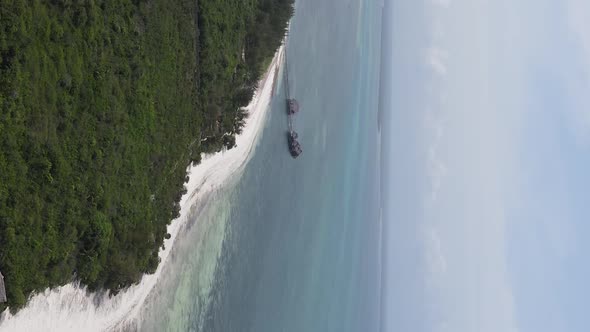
[0,44,285,332]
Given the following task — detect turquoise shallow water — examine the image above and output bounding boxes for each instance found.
[138,1,382,331]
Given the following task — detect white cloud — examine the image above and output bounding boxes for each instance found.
[432,19,446,39]
[432,0,451,8]
[418,2,522,331]
[384,1,538,331]
[424,111,447,204]
[562,0,590,142]
[566,0,590,58]
[425,47,449,76]
[421,226,447,284]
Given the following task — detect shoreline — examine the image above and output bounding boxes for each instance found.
[0,44,285,332]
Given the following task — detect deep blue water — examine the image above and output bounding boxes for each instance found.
[139,1,382,331]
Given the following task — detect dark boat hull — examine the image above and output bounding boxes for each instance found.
[287,131,302,158]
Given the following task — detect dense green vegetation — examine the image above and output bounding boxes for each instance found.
[0,0,293,310]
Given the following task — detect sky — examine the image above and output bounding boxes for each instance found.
[380,0,590,331]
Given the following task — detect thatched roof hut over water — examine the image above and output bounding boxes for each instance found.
[287,98,299,115]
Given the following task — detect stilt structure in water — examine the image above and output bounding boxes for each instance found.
[283,40,302,158]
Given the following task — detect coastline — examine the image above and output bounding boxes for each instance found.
[0,44,285,332]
